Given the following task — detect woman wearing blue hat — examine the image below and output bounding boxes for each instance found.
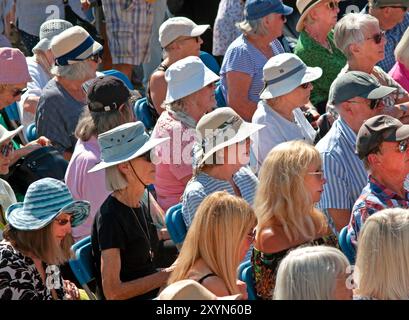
[0,178,90,300]
[89,121,175,300]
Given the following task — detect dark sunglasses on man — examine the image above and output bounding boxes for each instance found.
[12,87,27,97]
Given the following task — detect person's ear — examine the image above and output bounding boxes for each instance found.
[367,152,381,167]
[340,101,353,115]
[117,161,130,175]
[349,43,361,56]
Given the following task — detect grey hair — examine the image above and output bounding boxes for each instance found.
[236,16,268,36]
[105,165,128,192]
[333,13,380,58]
[50,60,96,80]
[75,100,135,141]
[395,27,409,68]
[274,246,350,300]
[164,98,186,113]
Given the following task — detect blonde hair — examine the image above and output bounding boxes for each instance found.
[3,222,73,265]
[274,246,350,300]
[255,140,327,242]
[395,27,409,68]
[236,16,269,36]
[168,191,257,295]
[355,208,409,300]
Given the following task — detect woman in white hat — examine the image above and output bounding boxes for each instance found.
[89,122,176,300]
[0,178,90,300]
[148,17,210,115]
[151,56,219,212]
[18,19,73,131]
[181,107,263,227]
[251,53,322,172]
[294,0,346,114]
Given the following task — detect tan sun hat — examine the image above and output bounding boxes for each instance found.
[296,0,341,32]
[51,25,102,66]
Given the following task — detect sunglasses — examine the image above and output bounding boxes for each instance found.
[300,82,311,89]
[12,87,27,97]
[0,142,13,157]
[89,53,101,63]
[307,170,325,179]
[399,140,409,153]
[385,5,408,11]
[54,216,74,226]
[326,1,339,10]
[366,31,386,44]
[346,99,381,110]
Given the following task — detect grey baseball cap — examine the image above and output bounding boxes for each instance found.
[371,0,409,8]
[356,115,409,159]
[329,71,396,106]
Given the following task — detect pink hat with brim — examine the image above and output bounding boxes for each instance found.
[0,48,32,84]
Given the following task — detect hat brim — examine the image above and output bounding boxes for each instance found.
[5,200,90,231]
[296,0,343,32]
[0,125,23,145]
[260,66,323,100]
[88,136,169,173]
[164,68,220,104]
[68,41,103,64]
[32,38,51,54]
[196,122,265,167]
[190,24,210,37]
[364,85,397,100]
[389,124,409,142]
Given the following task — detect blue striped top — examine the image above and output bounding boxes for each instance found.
[316,118,367,213]
[182,166,258,227]
[219,35,285,103]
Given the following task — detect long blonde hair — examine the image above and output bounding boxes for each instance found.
[255,140,327,242]
[355,208,409,300]
[168,191,256,294]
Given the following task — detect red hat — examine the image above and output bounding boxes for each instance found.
[0,48,32,84]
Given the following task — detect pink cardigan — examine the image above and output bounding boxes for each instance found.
[389,61,409,92]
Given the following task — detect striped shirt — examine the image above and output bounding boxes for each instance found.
[316,118,367,215]
[182,166,258,227]
[219,34,285,103]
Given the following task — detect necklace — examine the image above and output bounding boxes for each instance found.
[130,206,154,262]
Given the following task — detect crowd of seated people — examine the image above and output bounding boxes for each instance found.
[3,0,409,302]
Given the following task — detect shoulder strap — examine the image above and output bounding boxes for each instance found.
[197,273,217,284]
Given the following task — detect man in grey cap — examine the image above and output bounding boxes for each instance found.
[347,114,409,249]
[316,71,396,233]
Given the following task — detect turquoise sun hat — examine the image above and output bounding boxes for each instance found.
[6,178,90,231]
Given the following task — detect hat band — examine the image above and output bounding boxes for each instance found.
[55,35,95,66]
[300,0,322,14]
[201,115,242,150]
[264,64,306,87]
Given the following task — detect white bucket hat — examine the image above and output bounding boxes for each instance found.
[194,107,264,167]
[159,16,210,48]
[296,0,342,32]
[260,53,322,100]
[0,125,23,145]
[164,55,219,104]
[32,19,73,54]
[51,26,103,66]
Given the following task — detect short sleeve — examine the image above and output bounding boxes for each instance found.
[96,207,127,251]
[222,44,254,76]
[182,185,208,227]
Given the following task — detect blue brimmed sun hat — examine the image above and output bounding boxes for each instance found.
[244,0,293,20]
[88,121,169,173]
[6,178,90,231]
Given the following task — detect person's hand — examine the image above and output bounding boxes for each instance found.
[63,280,80,300]
[157,228,170,240]
[80,0,91,10]
[236,279,248,300]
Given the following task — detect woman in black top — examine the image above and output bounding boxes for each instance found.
[90,121,174,300]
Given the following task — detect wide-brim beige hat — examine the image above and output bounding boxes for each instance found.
[0,125,23,145]
[296,0,341,32]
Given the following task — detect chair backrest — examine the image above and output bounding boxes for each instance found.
[69,236,97,299]
[215,82,226,108]
[134,97,155,131]
[199,51,220,75]
[338,226,356,264]
[25,122,38,142]
[165,203,187,247]
[237,259,257,300]
[4,102,20,122]
[102,69,134,90]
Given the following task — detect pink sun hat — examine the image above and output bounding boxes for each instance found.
[0,48,32,84]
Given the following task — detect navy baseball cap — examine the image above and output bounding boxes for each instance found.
[244,0,293,20]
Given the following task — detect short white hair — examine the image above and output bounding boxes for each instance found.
[274,246,350,300]
[105,165,128,192]
[333,13,380,58]
[236,16,268,36]
[50,60,96,81]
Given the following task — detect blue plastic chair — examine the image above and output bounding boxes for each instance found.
[237,260,257,300]
[133,97,155,131]
[199,51,220,75]
[338,226,356,264]
[102,69,134,90]
[69,236,98,300]
[215,82,226,108]
[25,122,38,142]
[4,102,20,122]
[165,203,187,249]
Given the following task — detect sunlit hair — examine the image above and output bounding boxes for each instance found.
[105,165,128,192]
[333,13,379,58]
[168,191,257,295]
[75,100,135,141]
[50,60,96,80]
[255,140,327,242]
[355,208,409,300]
[274,246,350,300]
[33,50,52,76]
[236,16,268,36]
[3,219,74,265]
[395,27,409,69]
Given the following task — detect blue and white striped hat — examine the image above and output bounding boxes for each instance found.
[6,178,90,231]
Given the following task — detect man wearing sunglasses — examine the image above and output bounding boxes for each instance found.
[365,0,409,72]
[316,71,396,233]
[348,114,409,250]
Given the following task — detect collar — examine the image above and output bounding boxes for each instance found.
[337,118,358,148]
[368,175,409,201]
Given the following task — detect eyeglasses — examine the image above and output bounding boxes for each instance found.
[177,36,200,43]
[246,228,256,243]
[140,151,152,163]
[89,53,101,63]
[366,31,386,44]
[12,87,27,97]
[346,99,381,110]
[54,216,74,226]
[280,14,286,21]
[385,6,408,11]
[326,1,339,10]
[0,142,13,157]
[300,82,311,89]
[307,170,325,179]
[399,140,409,153]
